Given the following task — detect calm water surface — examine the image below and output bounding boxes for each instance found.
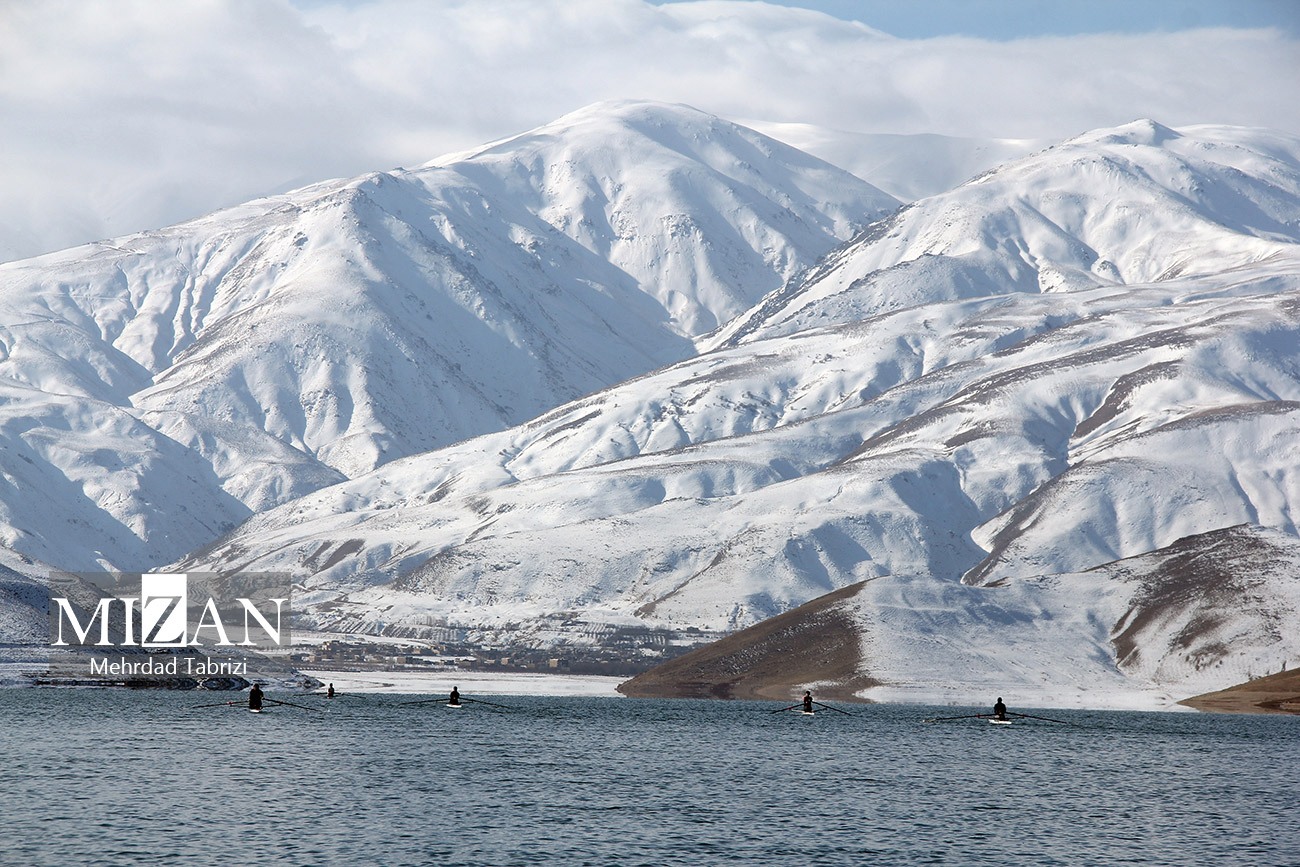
[1,691,1295,866]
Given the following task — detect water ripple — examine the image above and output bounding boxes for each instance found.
[1,692,1297,865]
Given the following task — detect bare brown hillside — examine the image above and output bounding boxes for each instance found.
[617,580,879,701]
[1179,667,1300,714]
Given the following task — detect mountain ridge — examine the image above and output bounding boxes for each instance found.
[0,100,892,570]
[708,117,1300,349]
[3,107,1299,707]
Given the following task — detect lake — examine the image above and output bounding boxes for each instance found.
[1,690,1295,865]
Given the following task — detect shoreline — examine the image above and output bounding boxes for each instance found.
[1178,668,1300,715]
[7,657,1297,713]
[298,667,627,696]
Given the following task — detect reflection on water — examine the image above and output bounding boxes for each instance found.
[2,691,1297,866]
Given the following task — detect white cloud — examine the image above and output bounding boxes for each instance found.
[1,0,1296,261]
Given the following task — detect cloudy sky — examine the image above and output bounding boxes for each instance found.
[2,0,1297,263]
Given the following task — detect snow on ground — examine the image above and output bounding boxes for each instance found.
[300,668,625,697]
[4,110,1300,707]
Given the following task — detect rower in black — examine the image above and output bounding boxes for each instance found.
[802,691,814,713]
[249,683,264,711]
[993,697,1007,721]
[449,686,461,706]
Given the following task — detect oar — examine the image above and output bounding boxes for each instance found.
[1010,711,1072,725]
[400,697,451,707]
[812,701,852,716]
[769,703,801,714]
[462,696,513,710]
[265,697,323,713]
[193,699,242,709]
[922,713,991,723]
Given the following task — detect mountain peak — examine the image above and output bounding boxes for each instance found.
[548,98,723,127]
[431,99,894,189]
[0,101,894,569]
[413,99,898,339]
[1080,118,1182,148]
[711,118,1300,347]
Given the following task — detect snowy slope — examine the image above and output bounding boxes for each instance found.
[712,120,1300,348]
[858,521,1300,708]
[425,101,894,336]
[177,267,1300,629]
[5,112,1300,705]
[624,524,1300,709]
[167,120,1300,709]
[0,546,53,647]
[0,101,893,572]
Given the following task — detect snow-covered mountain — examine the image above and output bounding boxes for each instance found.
[712,120,1300,347]
[3,107,1299,706]
[167,119,1300,706]
[0,101,893,571]
[621,524,1300,708]
[177,264,1300,625]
